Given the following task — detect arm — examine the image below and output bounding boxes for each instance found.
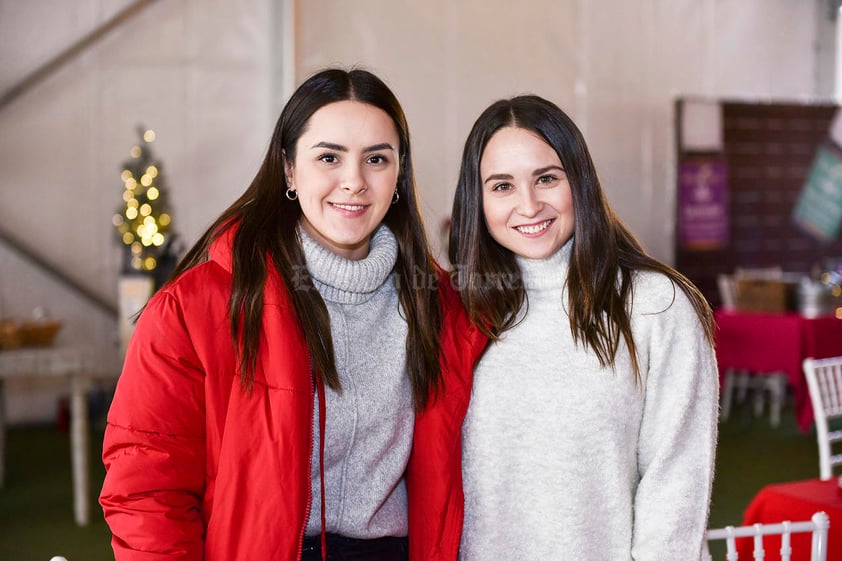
[100,291,207,561]
[631,286,719,561]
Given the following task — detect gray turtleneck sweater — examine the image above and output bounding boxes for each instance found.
[300,225,412,539]
[460,239,718,560]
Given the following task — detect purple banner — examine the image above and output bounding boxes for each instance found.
[677,158,729,250]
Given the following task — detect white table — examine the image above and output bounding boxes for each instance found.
[0,345,121,526]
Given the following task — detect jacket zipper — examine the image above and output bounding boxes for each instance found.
[298,353,315,561]
[316,373,328,561]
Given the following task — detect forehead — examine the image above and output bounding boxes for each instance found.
[481,127,559,170]
[299,100,400,147]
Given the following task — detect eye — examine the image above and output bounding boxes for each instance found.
[537,174,557,185]
[318,153,339,164]
[491,182,513,192]
[366,154,390,165]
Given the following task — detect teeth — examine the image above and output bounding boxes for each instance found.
[516,220,552,234]
[333,203,365,211]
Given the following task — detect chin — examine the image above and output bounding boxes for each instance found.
[512,244,559,260]
[523,251,552,260]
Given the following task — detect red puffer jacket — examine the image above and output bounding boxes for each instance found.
[99,228,482,561]
[407,275,489,561]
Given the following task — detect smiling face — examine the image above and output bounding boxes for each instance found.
[480,126,575,260]
[285,100,400,260]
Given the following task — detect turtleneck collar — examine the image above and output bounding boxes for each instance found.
[299,224,399,304]
[514,237,573,291]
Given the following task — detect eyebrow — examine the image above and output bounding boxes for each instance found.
[483,165,565,184]
[310,141,396,152]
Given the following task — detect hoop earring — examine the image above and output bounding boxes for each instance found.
[391,189,400,205]
[285,188,298,201]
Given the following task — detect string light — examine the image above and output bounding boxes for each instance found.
[114,127,173,272]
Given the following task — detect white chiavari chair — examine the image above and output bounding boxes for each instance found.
[803,356,842,480]
[703,511,829,561]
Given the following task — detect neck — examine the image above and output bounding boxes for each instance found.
[514,238,573,291]
[299,224,398,304]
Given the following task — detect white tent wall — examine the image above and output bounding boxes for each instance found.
[0,0,276,423]
[295,0,837,261]
[0,0,835,423]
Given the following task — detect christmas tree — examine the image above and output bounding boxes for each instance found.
[112,126,174,274]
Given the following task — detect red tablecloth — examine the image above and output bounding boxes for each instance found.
[715,311,842,432]
[737,478,842,561]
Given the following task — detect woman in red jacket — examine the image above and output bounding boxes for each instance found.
[100,68,447,561]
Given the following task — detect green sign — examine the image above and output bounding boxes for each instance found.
[793,143,842,242]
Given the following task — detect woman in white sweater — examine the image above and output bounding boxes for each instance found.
[447,95,719,560]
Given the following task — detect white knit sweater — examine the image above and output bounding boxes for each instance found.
[460,239,718,561]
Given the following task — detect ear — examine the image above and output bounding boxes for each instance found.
[282,149,293,181]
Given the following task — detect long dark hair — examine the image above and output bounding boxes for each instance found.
[169,68,442,409]
[449,95,714,383]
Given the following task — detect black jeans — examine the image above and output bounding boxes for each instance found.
[300,533,408,561]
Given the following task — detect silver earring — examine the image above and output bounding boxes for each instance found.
[391,189,400,205]
[285,188,298,201]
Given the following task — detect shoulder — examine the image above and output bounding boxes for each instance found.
[438,268,487,336]
[629,269,699,321]
[131,261,238,347]
[157,260,233,312]
[436,267,462,313]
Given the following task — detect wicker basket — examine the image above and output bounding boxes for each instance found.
[734,279,797,313]
[17,320,62,347]
[0,319,22,349]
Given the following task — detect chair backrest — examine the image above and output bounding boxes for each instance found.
[803,356,842,480]
[703,511,830,561]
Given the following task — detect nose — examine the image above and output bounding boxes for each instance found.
[516,186,542,217]
[341,163,367,194]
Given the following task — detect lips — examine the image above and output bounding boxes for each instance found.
[330,202,368,212]
[514,218,554,234]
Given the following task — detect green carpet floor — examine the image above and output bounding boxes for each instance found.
[0,397,822,560]
[0,424,112,561]
[706,401,820,559]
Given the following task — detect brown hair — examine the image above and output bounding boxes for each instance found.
[449,95,714,383]
[169,68,442,409]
